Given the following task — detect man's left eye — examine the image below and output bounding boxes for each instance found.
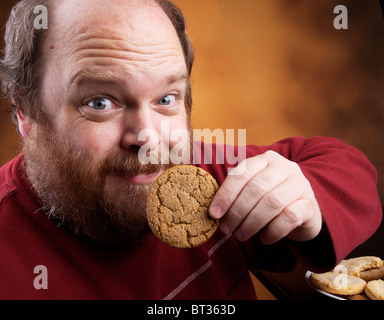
[157,95,176,106]
[88,97,113,110]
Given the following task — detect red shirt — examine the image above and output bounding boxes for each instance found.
[0,136,381,299]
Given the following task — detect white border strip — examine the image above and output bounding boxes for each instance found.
[162,234,232,300]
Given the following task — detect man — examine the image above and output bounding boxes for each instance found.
[0,0,381,299]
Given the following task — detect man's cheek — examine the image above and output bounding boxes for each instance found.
[68,123,120,159]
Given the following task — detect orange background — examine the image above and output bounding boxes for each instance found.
[0,0,383,202]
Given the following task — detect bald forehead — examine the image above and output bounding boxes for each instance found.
[48,0,177,44]
[40,0,187,102]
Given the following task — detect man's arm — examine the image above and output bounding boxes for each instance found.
[206,136,382,271]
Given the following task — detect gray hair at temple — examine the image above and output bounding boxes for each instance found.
[0,0,194,130]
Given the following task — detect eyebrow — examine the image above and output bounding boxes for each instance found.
[69,70,189,90]
[69,70,124,89]
[164,72,189,85]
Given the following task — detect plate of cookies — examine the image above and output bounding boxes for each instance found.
[306,256,384,300]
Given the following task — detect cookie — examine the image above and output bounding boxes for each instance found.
[347,294,370,300]
[338,256,383,277]
[146,165,219,248]
[359,263,384,282]
[364,280,384,300]
[310,272,366,296]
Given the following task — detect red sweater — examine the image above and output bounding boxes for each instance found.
[0,136,381,299]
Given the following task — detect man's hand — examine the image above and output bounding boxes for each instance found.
[209,150,322,244]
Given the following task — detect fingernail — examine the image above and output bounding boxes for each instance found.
[210,205,222,219]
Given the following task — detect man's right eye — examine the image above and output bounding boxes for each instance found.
[87,97,113,110]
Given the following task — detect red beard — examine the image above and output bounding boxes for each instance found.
[22,124,188,247]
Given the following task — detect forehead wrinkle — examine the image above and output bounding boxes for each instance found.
[54,2,184,61]
[68,68,188,93]
[68,55,185,83]
[71,44,181,65]
[70,29,176,55]
[48,0,183,56]
[46,0,188,87]
[65,32,184,77]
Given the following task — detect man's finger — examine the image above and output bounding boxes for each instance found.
[259,198,321,244]
[209,155,269,219]
[232,174,305,241]
[219,163,291,235]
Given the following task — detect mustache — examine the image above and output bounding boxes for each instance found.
[99,152,166,178]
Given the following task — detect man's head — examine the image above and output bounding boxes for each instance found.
[1,0,194,128]
[0,0,195,246]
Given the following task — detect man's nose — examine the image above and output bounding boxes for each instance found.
[120,106,159,152]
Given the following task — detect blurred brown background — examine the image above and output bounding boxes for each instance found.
[1,0,383,203]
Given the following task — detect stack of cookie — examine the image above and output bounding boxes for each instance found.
[310,256,384,300]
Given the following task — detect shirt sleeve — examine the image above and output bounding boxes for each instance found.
[198,136,382,272]
[249,136,382,271]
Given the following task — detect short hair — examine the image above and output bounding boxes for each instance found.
[0,0,194,129]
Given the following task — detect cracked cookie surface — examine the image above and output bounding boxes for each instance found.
[146,165,219,248]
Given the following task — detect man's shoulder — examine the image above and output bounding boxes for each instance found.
[0,154,28,219]
[0,155,23,198]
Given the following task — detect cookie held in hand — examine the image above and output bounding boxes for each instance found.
[146,165,219,248]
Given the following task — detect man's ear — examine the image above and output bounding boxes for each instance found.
[16,109,32,138]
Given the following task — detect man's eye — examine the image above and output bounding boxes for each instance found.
[157,95,176,106]
[87,98,113,110]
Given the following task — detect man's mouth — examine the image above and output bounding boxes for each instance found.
[118,170,163,185]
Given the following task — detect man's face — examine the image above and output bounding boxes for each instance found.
[23,0,190,245]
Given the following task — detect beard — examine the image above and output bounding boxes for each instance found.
[22,123,192,247]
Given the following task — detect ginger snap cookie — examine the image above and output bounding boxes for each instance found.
[310,272,366,296]
[365,279,384,300]
[338,256,383,277]
[146,165,219,248]
[359,263,384,282]
[347,294,370,300]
